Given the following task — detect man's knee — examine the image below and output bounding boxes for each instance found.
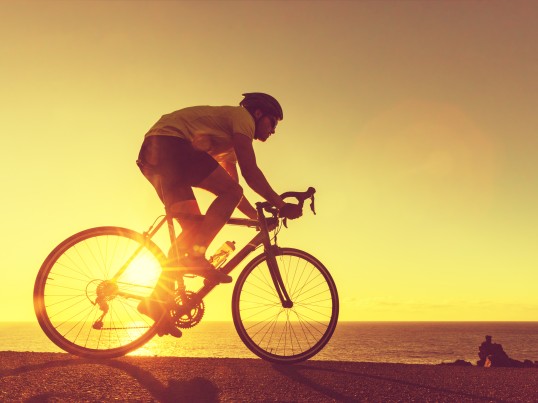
[196,168,243,204]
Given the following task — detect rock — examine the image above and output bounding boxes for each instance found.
[477,335,536,368]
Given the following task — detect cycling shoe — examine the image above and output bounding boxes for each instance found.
[138,298,182,338]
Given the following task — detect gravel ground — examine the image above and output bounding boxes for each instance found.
[1,351,538,402]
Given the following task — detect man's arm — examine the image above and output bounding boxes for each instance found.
[232,133,285,209]
[220,159,258,219]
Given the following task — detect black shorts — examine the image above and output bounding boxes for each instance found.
[137,135,219,206]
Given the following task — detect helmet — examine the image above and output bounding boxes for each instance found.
[240,92,283,120]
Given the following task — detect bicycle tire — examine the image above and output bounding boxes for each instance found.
[34,226,167,359]
[232,248,339,364]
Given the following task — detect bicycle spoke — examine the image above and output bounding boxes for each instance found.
[243,279,280,301]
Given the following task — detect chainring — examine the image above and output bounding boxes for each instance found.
[171,291,205,329]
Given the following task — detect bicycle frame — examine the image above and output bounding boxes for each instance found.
[111,203,293,316]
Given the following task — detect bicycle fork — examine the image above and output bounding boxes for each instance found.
[255,206,293,309]
[265,246,293,308]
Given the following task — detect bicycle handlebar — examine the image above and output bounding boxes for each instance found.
[280,187,316,205]
[256,187,317,216]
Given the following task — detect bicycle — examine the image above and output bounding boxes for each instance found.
[33,187,339,364]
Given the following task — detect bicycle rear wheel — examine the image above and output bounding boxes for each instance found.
[34,226,166,359]
[232,248,339,364]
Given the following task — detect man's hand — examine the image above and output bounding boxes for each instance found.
[278,203,302,220]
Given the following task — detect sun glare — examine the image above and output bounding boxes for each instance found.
[120,253,162,293]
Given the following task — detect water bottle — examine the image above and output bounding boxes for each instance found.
[209,241,236,269]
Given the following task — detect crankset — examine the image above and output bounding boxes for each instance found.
[170,291,205,329]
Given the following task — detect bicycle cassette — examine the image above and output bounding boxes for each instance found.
[171,291,205,329]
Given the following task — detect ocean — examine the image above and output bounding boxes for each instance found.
[2,322,538,365]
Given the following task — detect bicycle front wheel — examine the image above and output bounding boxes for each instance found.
[232,248,339,364]
[34,226,167,359]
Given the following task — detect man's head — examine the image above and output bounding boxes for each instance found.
[240,92,283,141]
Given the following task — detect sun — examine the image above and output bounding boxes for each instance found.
[117,253,162,297]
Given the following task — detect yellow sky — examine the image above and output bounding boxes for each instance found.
[1,0,537,322]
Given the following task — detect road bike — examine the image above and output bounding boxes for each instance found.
[34,187,339,364]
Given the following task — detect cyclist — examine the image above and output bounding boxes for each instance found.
[137,92,302,336]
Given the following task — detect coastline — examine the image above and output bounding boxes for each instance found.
[1,352,538,402]
[4,321,538,366]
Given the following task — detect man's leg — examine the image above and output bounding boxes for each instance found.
[167,199,202,261]
[169,165,243,260]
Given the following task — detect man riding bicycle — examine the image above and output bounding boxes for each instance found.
[136,92,302,336]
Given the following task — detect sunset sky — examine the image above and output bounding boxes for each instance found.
[1,0,537,323]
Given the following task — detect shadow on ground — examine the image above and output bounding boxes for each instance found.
[1,356,218,403]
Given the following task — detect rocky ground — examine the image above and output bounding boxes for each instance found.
[1,351,538,402]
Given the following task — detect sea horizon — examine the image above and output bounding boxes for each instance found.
[4,320,538,326]
[2,321,538,365]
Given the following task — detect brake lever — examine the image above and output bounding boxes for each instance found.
[310,195,316,215]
